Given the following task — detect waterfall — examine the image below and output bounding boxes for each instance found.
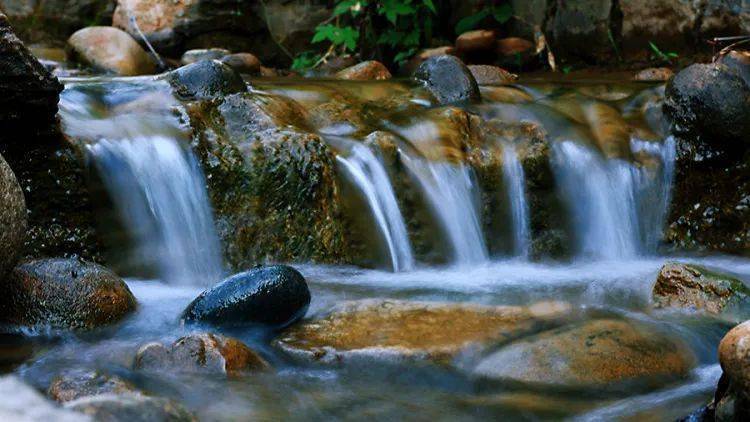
[502,144,531,258]
[550,138,675,260]
[336,144,414,272]
[402,155,488,265]
[88,136,224,285]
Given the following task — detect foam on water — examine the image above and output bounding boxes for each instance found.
[502,144,531,258]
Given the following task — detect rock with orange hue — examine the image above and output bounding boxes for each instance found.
[220,52,261,75]
[468,65,517,85]
[634,67,674,81]
[335,60,392,80]
[496,37,534,57]
[455,29,496,53]
[715,321,750,419]
[49,370,139,403]
[473,319,695,390]
[134,333,270,375]
[67,26,156,75]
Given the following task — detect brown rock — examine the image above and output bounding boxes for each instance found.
[404,46,456,73]
[719,321,750,395]
[49,370,139,403]
[496,37,535,56]
[67,26,156,75]
[473,319,695,390]
[220,53,261,75]
[134,333,270,375]
[259,66,279,77]
[455,29,496,53]
[274,299,569,364]
[634,67,674,82]
[467,65,517,85]
[335,60,392,80]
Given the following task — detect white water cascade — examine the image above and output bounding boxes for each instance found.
[336,144,414,272]
[502,144,531,258]
[550,138,676,260]
[88,136,224,286]
[402,155,488,265]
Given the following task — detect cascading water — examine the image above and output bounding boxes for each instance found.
[551,137,676,260]
[402,154,488,265]
[501,144,531,258]
[336,144,414,272]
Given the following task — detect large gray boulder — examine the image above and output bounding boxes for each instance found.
[0,153,26,278]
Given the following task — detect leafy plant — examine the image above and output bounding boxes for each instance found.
[455,3,512,35]
[649,41,678,62]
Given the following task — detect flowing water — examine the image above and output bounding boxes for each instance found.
[8,76,749,421]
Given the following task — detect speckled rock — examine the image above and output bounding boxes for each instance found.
[49,370,139,403]
[414,55,480,105]
[180,48,230,65]
[653,262,750,323]
[134,332,270,375]
[0,258,136,331]
[182,265,310,328]
[274,299,571,364]
[0,153,26,278]
[67,26,156,76]
[468,65,517,85]
[65,394,195,422]
[335,61,392,80]
[634,67,674,82]
[472,319,695,390]
[167,60,246,100]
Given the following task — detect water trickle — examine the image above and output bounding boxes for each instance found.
[402,154,488,265]
[336,144,414,272]
[551,138,676,260]
[502,144,531,258]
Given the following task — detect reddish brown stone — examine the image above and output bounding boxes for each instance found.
[456,29,496,53]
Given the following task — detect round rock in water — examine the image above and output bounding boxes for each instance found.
[0,258,137,331]
[182,265,310,328]
[0,153,26,278]
[166,60,247,101]
[413,55,480,105]
[65,394,195,422]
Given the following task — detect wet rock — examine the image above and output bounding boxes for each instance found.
[472,319,694,390]
[67,26,156,76]
[634,67,674,82]
[167,60,246,100]
[335,61,392,81]
[467,65,517,85]
[0,375,89,421]
[274,299,571,364]
[455,29,495,53]
[0,154,26,277]
[0,258,136,331]
[134,332,269,375]
[414,55,480,105]
[403,46,455,74]
[551,0,620,62]
[496,37,534,57]
[180,48,230,65]
[664,62,750,154]
[49,370,139,403]
[652,262,750,323]
[715,321,750,419]
[220,52,261,75]
[182,265,310,328]
[718,50,750,87]
[65,394,195,422]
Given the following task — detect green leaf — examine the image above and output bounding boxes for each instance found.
[333,0,357,16]
[422,0,436,14]
[312,24,359,51]
[491,3,513,24]
[455,9,490,34]
[291,51,321,70]
[394,47,417,65]
[380,0,416,25]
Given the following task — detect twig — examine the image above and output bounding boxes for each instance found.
[129,15,166,69]
[259,0,295,60]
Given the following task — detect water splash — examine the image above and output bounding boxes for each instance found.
[336,144,414,272]
[402,155,488,265]
[502,144,531,258]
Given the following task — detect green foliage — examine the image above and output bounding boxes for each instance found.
[455,3,512,35]
[649,41,679,62]
[291,51,322,71]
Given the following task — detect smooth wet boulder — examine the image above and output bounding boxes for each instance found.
[65,394,195,422]
[182,265,310,328]
[714,320,750,419]
[0,258,136,331]
[467,65,517,85]
[0,153,26,277]
[413,55,480,105]
[134,332,269,375]
[0,375,89,421]
[472,319,695,391]
[335,60,392,81]
[404,46,455,74]
[274,299,572,364]
[66,26,156,76]
[49,370,139,403]
[652,262,750,323]
[167,60,246,100]
[180,48,230,65]
[220,52,261,75]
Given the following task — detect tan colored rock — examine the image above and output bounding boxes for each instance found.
[134,333,270,375]
[496,37,534,56]
[455,29,496,53]
[335,60,392,81]
[467,65,517,85]
[180,48,230,65]
[49,370,139,403]
[113,0,192,39]
[274,299,569,364]
[220,53,261,75]
[719,321,750,396]
[67,27,155,75]
[634,67,674,82]
[472,319,695,389]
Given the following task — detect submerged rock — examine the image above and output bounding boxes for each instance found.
[134,332,269,375]
[167,60,246,100]
[182,265,310,328]
[65,394,195,422]
[220,53,261,75]
[413,55,480,105]
[467,65,517,85]
[0,375,89,421]
[274,299,571,364]
[652,262,750,323]
[0,258,136,331]
[335,61,392,80]
[66,27,156,76]
[49,370,139,403]
[0,153,26,277]
[180,48,230,65]
[472,319,694,390]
